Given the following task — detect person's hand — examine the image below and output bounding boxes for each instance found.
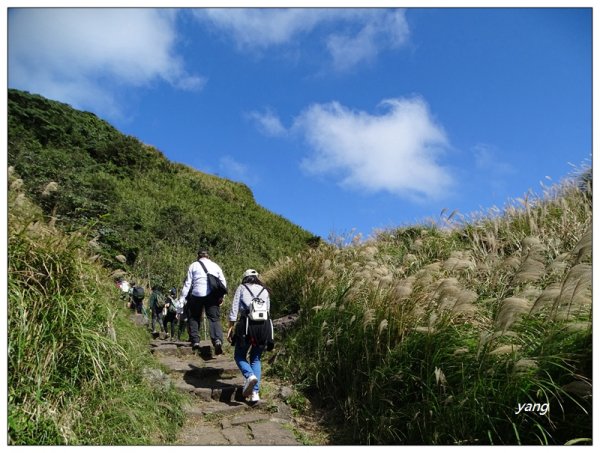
[227,326,233,342]
[218,297,224,306]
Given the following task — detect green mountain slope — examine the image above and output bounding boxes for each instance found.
[8,89,316,298]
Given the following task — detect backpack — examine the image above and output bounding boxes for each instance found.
[198,260,228,299]
[132,286,145,299]
[154,292,166,310]
[243,284,269,322]
[167,297,177,313]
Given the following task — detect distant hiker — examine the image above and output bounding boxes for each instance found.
[227,269,274,404]
[119,278,130,296]
[149,286,166,337]
[176,301,189,341]
[163,287,178,340]
[130,282,145,314]
[119,279,131,307]
[179,250,227,355]
[175,277,189,341]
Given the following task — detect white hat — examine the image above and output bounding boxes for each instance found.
[243,269,259,278]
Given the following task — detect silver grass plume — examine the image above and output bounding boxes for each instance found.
[495,297,532,331]
[572,225,592,264]
[515,237,546,284]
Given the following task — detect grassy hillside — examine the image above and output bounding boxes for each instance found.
[8,169,185,445]
[8,89,316,298]
[265,172,592,445]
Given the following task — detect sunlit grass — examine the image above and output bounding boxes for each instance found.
[266,170,592,445]
[8,173,185,445]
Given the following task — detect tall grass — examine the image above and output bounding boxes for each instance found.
[266,172,592,445]
[8,172,185,445]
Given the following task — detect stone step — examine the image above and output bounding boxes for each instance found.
[171,370,246,403]
[178,403,300,445]
[185,401,250,417]
[157,355,240,379]
[150,339,231,360]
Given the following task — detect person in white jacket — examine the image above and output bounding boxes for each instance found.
[179,250,227,355]
[227,269,273,403]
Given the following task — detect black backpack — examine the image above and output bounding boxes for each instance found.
[132,286,145,299]
[198,260,228,299]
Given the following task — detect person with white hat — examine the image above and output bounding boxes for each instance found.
[227,269,273,404]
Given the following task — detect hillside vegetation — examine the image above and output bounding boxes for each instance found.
[8,89,316,298]
[8,169,185,444]
[7,89,592,445]
[7,89,316,445]
[265,171,592,444]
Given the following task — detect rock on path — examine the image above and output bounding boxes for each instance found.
[149,337,303,446]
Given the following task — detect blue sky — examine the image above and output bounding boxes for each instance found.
[6,5,593,241]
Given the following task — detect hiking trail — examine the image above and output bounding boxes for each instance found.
[142,315,319,445]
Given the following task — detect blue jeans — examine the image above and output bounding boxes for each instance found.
[234,338,264,393]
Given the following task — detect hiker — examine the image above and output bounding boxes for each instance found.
[174,277,189,341]
[163,287,178,340]
[119,279,131,307]
[176,298,189,341]
[130,282,145,314]
[227,269,274,404]
[149,286,166,337]
[179,250,227,355]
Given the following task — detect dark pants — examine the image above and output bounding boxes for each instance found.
[163,310,177,337]
[132,296,144,314]
[151,306,165,333]
[187,294,223,346]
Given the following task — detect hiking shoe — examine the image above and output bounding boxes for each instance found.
[192,343,200,351]
[250,391,260,403]
[214,340,223,356]
[242,375,258,398]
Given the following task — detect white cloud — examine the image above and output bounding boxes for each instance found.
[8,9,204,116]
[294,97,454,201]
[219,155,258,185]
[247,109,287,137]
[473,144,516,175]
[327,10,409,71]
[193,8,409,71]
[194,9,328,48]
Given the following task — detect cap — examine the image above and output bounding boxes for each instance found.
[243,269,259,278]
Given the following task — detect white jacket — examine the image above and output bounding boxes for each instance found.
[177,258,227,310]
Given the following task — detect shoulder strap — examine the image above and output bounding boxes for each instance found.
[198,259,209,274]
[198,260,210,291]
[242,283,255,298]
[243,284,265,298]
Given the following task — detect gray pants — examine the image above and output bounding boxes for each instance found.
[151,307,165,333]
[187,294,223,346]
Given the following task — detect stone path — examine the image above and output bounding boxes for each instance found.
[149,337,304,445]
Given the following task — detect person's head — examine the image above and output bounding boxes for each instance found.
[242,269,260,285]
[170,287,177,296]
[197,250,209,259]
